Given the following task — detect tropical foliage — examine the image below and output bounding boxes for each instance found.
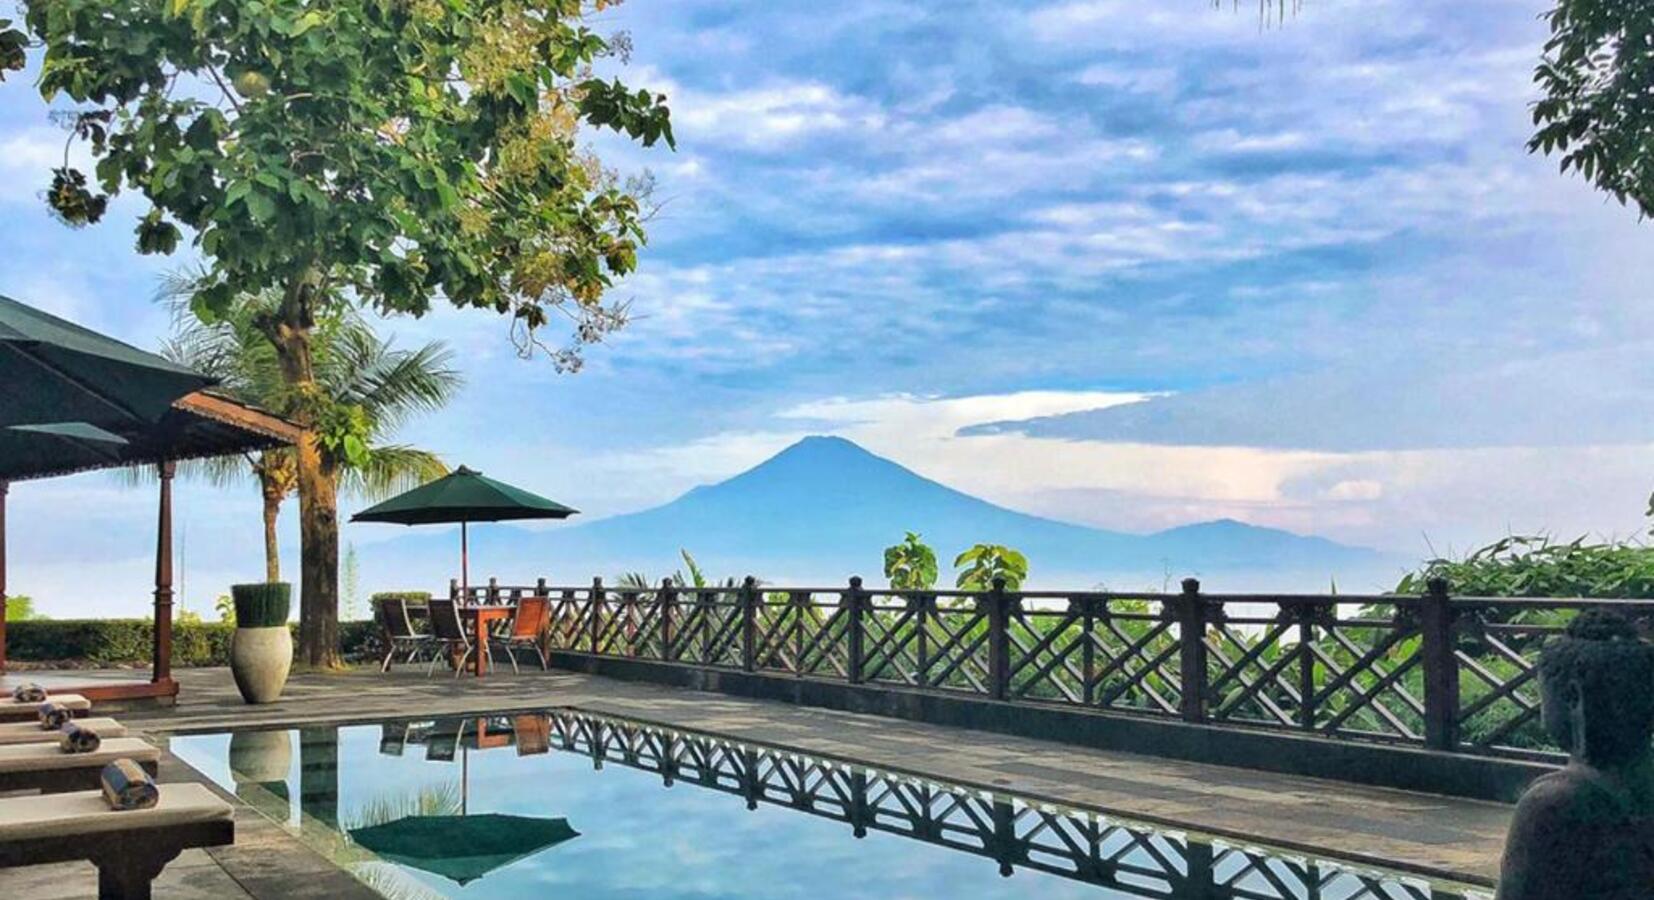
[617,550,741,591]
[1397,534,1654,600]
[953,543,1029,591]
[4,595,38,622]
[1,0,672,667]
[883,532,939,591]
[160,290,461,584]
[1530,0,1654,218]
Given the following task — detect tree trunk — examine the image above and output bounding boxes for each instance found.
[294,436,340,667]
[263,269,342,669]
[260,483,282,584]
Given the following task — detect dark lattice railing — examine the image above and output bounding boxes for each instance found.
[452,575,1654,764]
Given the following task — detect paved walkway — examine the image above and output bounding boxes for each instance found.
[0,666,1514,896]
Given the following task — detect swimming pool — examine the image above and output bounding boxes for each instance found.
[170,710,1491,899]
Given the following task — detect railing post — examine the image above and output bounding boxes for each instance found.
[535,577,548,598]
[589,577,603,654]
[846,577,866,684]
[449,578,459,602]
[487,577,499,605]
[988,577,1010,701]
[1421,577,1459,751]
[1177,578,1208,724]
[659,579,676,661]
[740,576,758,672]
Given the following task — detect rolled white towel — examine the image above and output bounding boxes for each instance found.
[100,758,158,811]
[37,701,71,730]
[59,722,102,754]
[10,683,45,703]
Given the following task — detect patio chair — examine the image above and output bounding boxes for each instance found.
[493,595,550,674]
[378,723,409,756]
[376,595,437,673]
[425,599,473,678]
[0,694,90,723]
[0,717,126,745]
[0,782,233,900]
[0,738,160,794]
[424,719,467,762]
[513,714,551,756]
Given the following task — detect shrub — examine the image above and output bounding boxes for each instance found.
[6,619,378,667]
[370,591,432,604]
[230,583,292,628]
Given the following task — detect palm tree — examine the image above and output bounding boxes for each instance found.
[158,285,462,583]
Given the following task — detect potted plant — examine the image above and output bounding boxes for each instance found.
[229,582,292,704]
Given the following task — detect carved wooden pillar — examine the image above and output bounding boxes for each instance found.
[152,462,176,685]
[0,481,8,674]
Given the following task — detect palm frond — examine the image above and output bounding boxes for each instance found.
[114,452,256,490]
[339,445,449,501]
[343,781,463,831]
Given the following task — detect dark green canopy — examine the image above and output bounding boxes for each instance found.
[352,466,578,525]
[350,813,579,885]
[351,466,577,596]
[0,294,215,429]
[0,394,298,483]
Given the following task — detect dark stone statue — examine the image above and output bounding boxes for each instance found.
[1497,610,1654,899]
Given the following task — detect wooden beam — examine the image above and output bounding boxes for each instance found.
[152,462,175,685]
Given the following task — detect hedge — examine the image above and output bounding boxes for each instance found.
[6,619,379,667]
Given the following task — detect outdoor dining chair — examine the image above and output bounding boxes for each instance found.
[425,599,474,679]
[376,595,436,673]
[493,595,550,674]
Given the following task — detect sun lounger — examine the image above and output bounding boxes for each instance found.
[0,694,90,723]
[0,782,233,899]
[0,717,126,745]
[0,738,159,794]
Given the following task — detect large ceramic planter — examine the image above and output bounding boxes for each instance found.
[228,729,292,784]
[230,583,292,705]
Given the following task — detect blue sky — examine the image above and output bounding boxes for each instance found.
[5,0,1654,615]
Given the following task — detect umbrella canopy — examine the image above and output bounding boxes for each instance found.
[352,466,578,525]
[0,294,215,429]
[351,467,577,597]
[350,813,579,885]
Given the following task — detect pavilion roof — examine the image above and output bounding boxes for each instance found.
[0,390,301,483]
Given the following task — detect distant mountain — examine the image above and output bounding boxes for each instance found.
[358,436,1401,593]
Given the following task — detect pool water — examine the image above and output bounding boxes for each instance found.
[170,710,1489,900]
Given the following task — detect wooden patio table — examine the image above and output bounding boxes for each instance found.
[458,605,514,676]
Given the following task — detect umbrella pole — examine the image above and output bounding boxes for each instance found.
[461,519,469,602]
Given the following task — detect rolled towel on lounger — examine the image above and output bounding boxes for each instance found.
[100,758,159,811]
[10,682,45,703]
[37,701,71,730]
[59,721,101,754]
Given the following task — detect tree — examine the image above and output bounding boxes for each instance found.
[953,544,1030,591]
[4,1,671,666]
[4,596,38,622]
[341,542,362,621]
[161,291,461,592]
[883,532,939,591]
[1530,1,1654,218]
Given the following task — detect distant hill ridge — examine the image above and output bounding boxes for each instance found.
[361,435,1395,591]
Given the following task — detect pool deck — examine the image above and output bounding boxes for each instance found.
[0,665,1515,897]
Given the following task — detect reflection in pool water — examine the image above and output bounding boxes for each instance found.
[171,710,1489,900]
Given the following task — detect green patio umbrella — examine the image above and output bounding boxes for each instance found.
[350,466,578,598]
[0,294,215,430]
[350,813,579,886]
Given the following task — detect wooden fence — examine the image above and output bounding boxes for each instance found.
[452,575,1654,763]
